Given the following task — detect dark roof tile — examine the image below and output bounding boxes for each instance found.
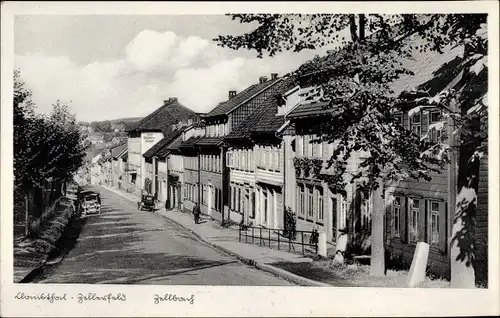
[195,137,224,147]
[179,136,203,150]
[225,77,296,141]
[126,99,197,133]
[111,142,127,159]
[205,78,282,118]
[142,129,183,159]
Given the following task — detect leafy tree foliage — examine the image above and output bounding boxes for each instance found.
[215,14,488,285]
[14,71,87,192]
[215,14,486,193]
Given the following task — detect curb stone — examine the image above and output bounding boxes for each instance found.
[103,186,331,287]
[160,213,330,287]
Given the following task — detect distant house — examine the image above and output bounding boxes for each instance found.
[142,124,187,200]
[224,76,297,227]
[179,123,205,213]
[110,142,127,189]
[125,97,197,197]
[111,123,126,132]
[195,73,283,221]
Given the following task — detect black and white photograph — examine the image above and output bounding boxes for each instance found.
[1,1,499,317]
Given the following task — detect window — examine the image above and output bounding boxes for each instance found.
[394,113,403,126]
[410,198,420,242]
[297,136,303,156]
[247,192,253,218]
[411,113,421,137]
[429,110,442,143]
[238,188,241,212]
[298,185,305,217]
[263,190,268,222]
[214,188,218,210]
[430,110,440,123]
[201,185,204,205]
[360,191,371,231]
[393,196,401,237]
[312,139,318,158]
[308,135,313,157]
[430,201,440,247]
[307,186,314,219]
[318,187,324,222]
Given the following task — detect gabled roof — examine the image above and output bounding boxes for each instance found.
[111,142,127,159]
[195,137,224,147]
[126,98,197,133]
[165,134,184,152]
[225,77,296,141]
[288,34,464,120]
[179,136,203,150]
[204,77,282,118]
[142,128,183,159]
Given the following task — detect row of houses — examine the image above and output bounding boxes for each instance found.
[102,43,487,283]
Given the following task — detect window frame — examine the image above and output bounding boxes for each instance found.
[429,200,440,247]
[307,186,314,220]
[317,187,324,223]
[410,112,422,137]
[409,198,420,243]
[392,196,401,238]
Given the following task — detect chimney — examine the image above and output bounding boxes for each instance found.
[259,76,268,84]
[187,118,193,126]
[172,124,177,131]
[271,73,278,80]
[165,97,178,105]
[228,90,237,99]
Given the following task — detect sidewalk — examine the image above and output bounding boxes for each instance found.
[103,185,331,286]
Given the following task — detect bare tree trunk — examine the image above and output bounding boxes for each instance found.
[349,14,358,43]
[449,96,478,288]
[370,184,385,276]
[24,193,29,237]
[359,14,366,41]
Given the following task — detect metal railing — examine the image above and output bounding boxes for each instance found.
[238,225,318,255]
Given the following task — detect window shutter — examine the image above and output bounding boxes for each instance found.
[419,199,427,243]
[439,201,447,253]
[400,196,407,243]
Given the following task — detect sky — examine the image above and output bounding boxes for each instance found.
[14,15,333,122]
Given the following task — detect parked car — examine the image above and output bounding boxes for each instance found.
[80,190,102,217]
[138,194,155,212]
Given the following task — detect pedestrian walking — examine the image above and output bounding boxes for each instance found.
[193,204,201,224]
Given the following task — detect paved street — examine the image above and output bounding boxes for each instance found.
[36,186,293,285]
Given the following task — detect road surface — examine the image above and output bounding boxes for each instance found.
[35,186,293,285]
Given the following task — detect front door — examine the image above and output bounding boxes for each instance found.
[332,198,338,242]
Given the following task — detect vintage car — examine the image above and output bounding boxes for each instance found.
[80,190,101,216]
[138,194,155,212]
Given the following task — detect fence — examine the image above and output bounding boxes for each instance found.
[14,179,70,239]
[238,225,318,255]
